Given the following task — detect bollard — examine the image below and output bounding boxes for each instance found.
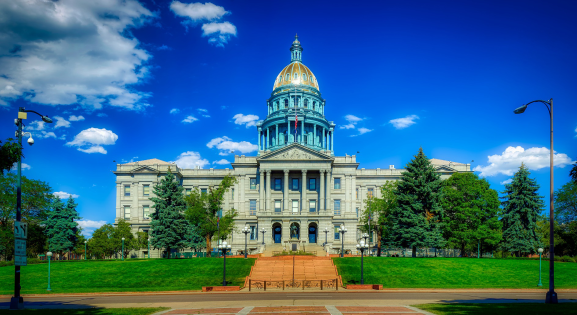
[264,281,267,291]
[321,280,323,290]
[249,279,251,292]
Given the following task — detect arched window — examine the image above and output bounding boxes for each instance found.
[284,99,288,108]
[294,73,298,80]
[303,74,307,81]
[285,73,290,81]
[304,99,308,108]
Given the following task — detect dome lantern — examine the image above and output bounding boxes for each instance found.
[290,34,303,63]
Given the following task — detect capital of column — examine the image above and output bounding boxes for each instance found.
[266,169,272,175]
[301,169,307,175]
[284,169,290,175]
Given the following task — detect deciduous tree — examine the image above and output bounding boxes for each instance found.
[88,224,115,259]
[0,138,22,174]
[361,181,397,256]
[554,181,577,225]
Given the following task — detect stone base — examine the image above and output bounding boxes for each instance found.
[202,286,241,292]
[346,284,383,290]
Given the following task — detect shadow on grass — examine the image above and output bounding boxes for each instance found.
[415,302,577,315]
[0,306,168,315]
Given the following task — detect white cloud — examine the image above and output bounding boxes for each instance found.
[233,114,259,128]
[213,159,230,165]
[170,1,236,47]
[206,136,258,155]
[53,191,79,199]
[198,108,208,112]
[39,131,57,139]
[173,151,209,169]
[500,178,513,185]
[69,115,85,122]
[26,120,46,131]
[182,115,198,123]
[202,22,237,47]
[340,115,363,130]
[473,146,575,177]
[358,127,373,135]
[170,108,180,114]
[77,219,107,237]
[66,127,118,154]
[11,163,31,171]
[54,116,71,128]
[0,0,155,110]
[389,115,419,129]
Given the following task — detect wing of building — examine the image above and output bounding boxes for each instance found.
[113,36,472,258]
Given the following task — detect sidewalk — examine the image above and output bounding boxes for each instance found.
[155,305,436,315]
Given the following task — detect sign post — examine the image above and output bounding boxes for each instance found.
[14,222,28,267]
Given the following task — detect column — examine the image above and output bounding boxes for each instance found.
[283,169,289,211]
[327,170,333,212]
[352,176,357,214]
[344,176,350,214]
[322,128,326,149]
[319,170,325,211]
[313,124,316,147]
[266,128,270,149]
[275,124,278,147]
[331,129,334,152]
[132,182,138,221]
[258,128,261,150]
[301,117,305,144]
[266,170,272,211]
[239,175,245,214]
[287,119,291,143]
[116,182,121,219]
[360,185,365,211]
[259,170,264,210]
[301,169,307,213]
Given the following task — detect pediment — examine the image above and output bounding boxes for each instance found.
[258,143,333,161]
[131,165,159,173]
[435,165,456,172]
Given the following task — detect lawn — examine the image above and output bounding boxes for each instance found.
[414,303,577,315]
[333,257,577,289]
[0,258,255,295]
[0,308,169,315]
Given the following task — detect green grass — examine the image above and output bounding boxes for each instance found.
[414,303,577,315]
[0,258,255,294]
[333,257,577,288]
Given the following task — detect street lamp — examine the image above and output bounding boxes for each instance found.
[339,225,347,258]
[242,226,250,259]
[514,98,557,304]
[323,227,329,246]
[260,228,266,245]
[218,241,232,286]
[11,107,52,310]
[46,252,53,291]
[538,248,544,287]
[121,237,125,261]
[84,240,87,260]
[356,240,369,284]
[362,233,369,246]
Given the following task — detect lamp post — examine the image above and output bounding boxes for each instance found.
[84,240,87,260]
[148,237,151,259]
[538,248,544,287]
[121,237,125,261]
[10,107,52,310]
[356,240,369,284]
[323,227,329,246]
[514,98,557,304]
[242,226,250,259]
[261,228,266,245]
[362,233,369,247]
[339,225,347,258]
[46,252,52,291]
[218,241,232,286]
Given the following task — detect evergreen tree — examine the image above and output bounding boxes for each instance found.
[442,173,502,257]
[500,164,544,256]
[149,168,189,258]
[44,197,80,259]
[389,148,445,257]
[185,223,206,252]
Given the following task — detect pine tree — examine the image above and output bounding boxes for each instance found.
[389,148,445,257]
[185,223,206,252]
[149,168,189,258]
[500,164,544,256]
[44,197,80,259]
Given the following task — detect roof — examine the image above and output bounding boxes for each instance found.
[429,158,466,166]
[273,62,319,91]
[122,158,173,166]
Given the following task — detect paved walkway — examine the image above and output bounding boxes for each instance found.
[158,305,434,315]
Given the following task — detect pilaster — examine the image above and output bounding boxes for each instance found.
[319,170,325,211]
[266,170,272,212]
[301,169,307,213]
[259,170,264,211]
[283,169,289,211]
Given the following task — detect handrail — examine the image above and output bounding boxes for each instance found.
[248,278,339,291]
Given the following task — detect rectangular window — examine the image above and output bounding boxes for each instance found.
[368,188,374,198]
[143,185,149,196]
[334,199,341,216]
[124,206,130,220]
[334,225,340,240]
[309,178,316,190]
[292,178,299,190]
[292,200,299,213]
[250,200,257,216]
[185,188,191,196]
[356,188,358,200]
[250,178,257,190]
[334,178,341,189]
[309,200,316,212]
[201,188,207,195]
[143,205,150,219]
[275,200,282,212]
[124,185,130,197]
[275,178,282,190]
[231,188,235,200]
[356,207,359,218]
[250,225,257,240]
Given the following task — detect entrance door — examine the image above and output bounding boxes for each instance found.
[274,226,282,243]
[308,226,317,243]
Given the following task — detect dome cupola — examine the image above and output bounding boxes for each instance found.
[273,35,320,91]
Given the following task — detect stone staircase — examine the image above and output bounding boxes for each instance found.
[261,243,328,257]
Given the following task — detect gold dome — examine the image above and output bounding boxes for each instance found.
[273,62,319,91]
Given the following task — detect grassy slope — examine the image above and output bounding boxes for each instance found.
[414,303,577,315]
[333,257,577,288]
[0,258,255,294]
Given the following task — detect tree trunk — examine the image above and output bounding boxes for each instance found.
[412,246,416,258]
[167,247,171,259]
[460,243,466,258]
[206,235,212,258]
[376,229,382,257]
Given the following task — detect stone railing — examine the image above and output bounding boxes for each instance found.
[248,279,339,291]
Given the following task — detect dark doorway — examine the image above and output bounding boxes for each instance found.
[308,224,317,243]
[273,224,282,243]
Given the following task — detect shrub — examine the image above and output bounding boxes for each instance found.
[559,256,576,263]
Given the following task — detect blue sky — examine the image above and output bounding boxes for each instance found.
[1,0,576,237]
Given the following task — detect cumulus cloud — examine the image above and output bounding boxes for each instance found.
[500,178,513,185]
[77,219,107,237]
[25,120,64,140]
[389,115,419,129]
[198,108,208,112]
[66,127,118,154]
[26,120,46,131]
[173,151,209,169]
[54,116,71,128]
[69,115,85,122]
[0,0,155,110]
[53,191,79,199]
[170,108,180,114]
[233,114,259,128]
[340,115,363,130]
[170,1,236,47]
[213,159,230,165]
[182,115,198,123]
[474,146,575,177]
[207,136,258,155]
[11,163,31,171]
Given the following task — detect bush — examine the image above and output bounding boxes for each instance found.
[559,255,576,263]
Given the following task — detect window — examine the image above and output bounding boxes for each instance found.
[303,74,308,81]
[250,225,257,240]
[334,199,341,216]
[250,178,257,190]
[275,200,282,212]
[292,200,299,213]
[292,178,299,190]
[275,178,282,190]
[334,178,341,189]
[124,206,130,220]
[143,205,150,219]
[309,200,316,212]
[231,188,235,200]
[124,185,130,197]
[201,188,207,195]
[304,99,308,108]
[250,200,257,216]
[294,73,298,80]
[309,178,316,190]
[284,99,288,108]
[285,73,290,81]
[334,225,340,240]
[356,188,358,200]
[185,188,191,196]
[356,207,359,218]
[368,188,374,198]
[143,185,149,196]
